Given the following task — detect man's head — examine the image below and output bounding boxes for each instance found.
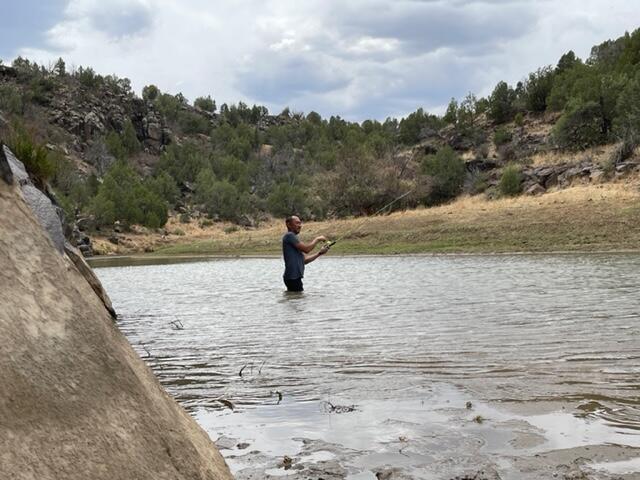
[285,215,302,234]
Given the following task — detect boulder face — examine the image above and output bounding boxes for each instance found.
[2,144,66,254]
[0,172,233,479]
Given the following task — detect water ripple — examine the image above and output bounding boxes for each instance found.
[98,254,640,433]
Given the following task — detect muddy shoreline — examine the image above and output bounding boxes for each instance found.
[203,385,640,480]
[87,249,640,269]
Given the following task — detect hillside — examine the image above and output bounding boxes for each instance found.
[85,181,640,257]
[1,28,640,256]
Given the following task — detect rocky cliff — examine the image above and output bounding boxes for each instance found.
[0,147,233,479]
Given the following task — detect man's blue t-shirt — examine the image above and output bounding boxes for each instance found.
[282,231,305,279]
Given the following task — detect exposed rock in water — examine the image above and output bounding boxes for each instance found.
[376,467,414,479]
[0,160,233,479]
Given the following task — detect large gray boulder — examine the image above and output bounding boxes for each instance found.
[0,143,13,184]
[2,144,66,254]
[1,144,112,315]
[0,152,233,480]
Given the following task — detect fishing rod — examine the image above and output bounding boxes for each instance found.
[323,188,415,249]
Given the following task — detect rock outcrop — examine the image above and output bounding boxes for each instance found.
[2,144,66,254]
[0,151,233,479]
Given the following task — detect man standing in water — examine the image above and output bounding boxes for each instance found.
[282,215,330,292]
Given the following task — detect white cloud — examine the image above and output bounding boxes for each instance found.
[348,37,400,55]
[12,0,640,120]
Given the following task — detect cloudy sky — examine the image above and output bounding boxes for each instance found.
[1,0,637,120]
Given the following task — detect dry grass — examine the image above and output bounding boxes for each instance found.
[93,176,640,257]
[92,215,274,255]
[528,144,617,167]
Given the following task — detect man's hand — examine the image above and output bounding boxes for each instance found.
[314,235,328,243]
[319,245,330,255]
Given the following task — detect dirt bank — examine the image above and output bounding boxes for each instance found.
[92,177,640,257]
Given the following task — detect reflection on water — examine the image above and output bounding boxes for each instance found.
[95,254,640,476]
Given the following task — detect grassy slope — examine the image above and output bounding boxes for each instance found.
[138,180,640,257]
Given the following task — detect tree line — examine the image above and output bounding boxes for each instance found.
[1,28,639,231]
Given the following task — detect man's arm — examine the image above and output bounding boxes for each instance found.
[304,244,330,264]
[294,235,328,254]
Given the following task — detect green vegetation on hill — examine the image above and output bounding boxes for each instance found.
[1,28,640,234]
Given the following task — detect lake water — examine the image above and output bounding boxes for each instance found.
[94,254,640,479]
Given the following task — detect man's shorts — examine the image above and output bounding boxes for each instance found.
[284,277,303,292]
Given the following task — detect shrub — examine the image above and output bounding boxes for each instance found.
[469,171,489,194]
[553,100,606,150]
[54,58,66,76]
[478,143,489,159]
[195,168,247,221]
[155,142,208,185]
[443,98,458,125]
[194,95,216,112]
[76,67,101,88]
[306,111,322,124]
[54,191,75,225]
[556,50,581,74]
[497,144,517,163]
[26,77,55,106]
[211,155,249,190]
[104,119,141,160]
[546,62,591,112]
[488,81,516,124]
[178,111,210,135]
[499,164,522,196]
[90,161,168,228]
[514,112,525,127]
[154,93,185,122]
[494,127,513,147]
[420,146,466,204]
[105,130,126,161]
[121,119,140,155]
[142,84,159,101]
[614,71,640,134]
[145,171,180,206]
[267,182,308,217]
[609,132,639,165]
[50,154,96,220]
[524,66,555,112]
[7,126,56,182]
[398,108,443,144]
[0,84,24,114]
[457,93,480,132]
[86,138,115,175]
